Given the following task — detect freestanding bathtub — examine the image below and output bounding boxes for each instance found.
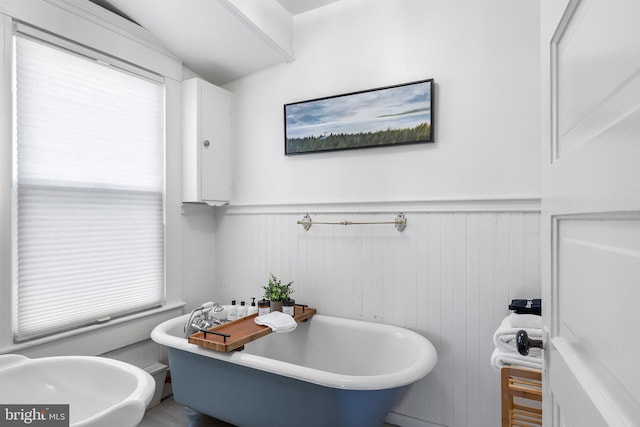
[152,313,437,427]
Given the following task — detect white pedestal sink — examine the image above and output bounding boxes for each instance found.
[0,354,155,427]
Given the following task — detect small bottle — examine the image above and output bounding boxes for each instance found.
[237,301,247,319]
[258,299,270,316]
[283,299,295,316]
[227,300,237,321]
[247,297,258,316]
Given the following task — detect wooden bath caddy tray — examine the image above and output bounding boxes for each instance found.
[188,306,316,352]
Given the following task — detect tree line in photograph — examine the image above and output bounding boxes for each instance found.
[286,122,431,154]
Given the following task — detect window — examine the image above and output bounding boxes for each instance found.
[12,29,165,342]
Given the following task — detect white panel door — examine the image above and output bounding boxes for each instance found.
[541,0,640,425]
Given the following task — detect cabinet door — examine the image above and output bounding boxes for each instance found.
[200,82,232,204]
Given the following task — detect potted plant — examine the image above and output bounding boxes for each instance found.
[262,273,294,312]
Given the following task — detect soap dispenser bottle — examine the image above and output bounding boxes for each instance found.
[247,297,258,316]
[227,300,237,321]
[237,301,247,319]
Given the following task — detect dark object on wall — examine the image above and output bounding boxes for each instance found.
[284,79,434,155]
[509,299,541,315]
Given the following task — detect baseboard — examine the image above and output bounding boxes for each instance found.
[386,412,447,427]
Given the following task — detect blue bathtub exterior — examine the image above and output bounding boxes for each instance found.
[168,348,403,427]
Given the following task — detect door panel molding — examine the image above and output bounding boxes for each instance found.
[550,338,623,425]
[551,213,640,424]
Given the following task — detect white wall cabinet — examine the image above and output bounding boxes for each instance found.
[182,78,232,206]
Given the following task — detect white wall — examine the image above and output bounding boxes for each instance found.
[216,1,542,426]
[225,0,540,205]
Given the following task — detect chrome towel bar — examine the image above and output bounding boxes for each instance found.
[297,213,407,232]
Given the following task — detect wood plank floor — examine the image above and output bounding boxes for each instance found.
[138,396,233,427]
[138,396,397,427]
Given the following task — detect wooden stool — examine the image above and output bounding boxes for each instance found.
[501,366,542,427]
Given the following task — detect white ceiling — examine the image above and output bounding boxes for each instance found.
[90,0,340,20]
[88,0,341,85]
[276,0,339,15]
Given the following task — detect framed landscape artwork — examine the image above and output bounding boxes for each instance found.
[284,79,433,155]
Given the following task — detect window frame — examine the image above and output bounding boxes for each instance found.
[11,25,167,342]
[0,1,185,356]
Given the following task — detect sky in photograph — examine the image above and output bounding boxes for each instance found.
[285,82,431,139]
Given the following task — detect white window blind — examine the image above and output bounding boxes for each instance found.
[13,31,165,342]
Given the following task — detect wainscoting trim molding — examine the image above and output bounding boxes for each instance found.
[212,208,541,426]
[182,196,541,215]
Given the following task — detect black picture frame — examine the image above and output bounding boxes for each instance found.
[284,79,433,155]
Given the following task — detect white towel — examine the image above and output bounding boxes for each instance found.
[254,311,297,333]
[491,348,542,371]
[493,313,543,356]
